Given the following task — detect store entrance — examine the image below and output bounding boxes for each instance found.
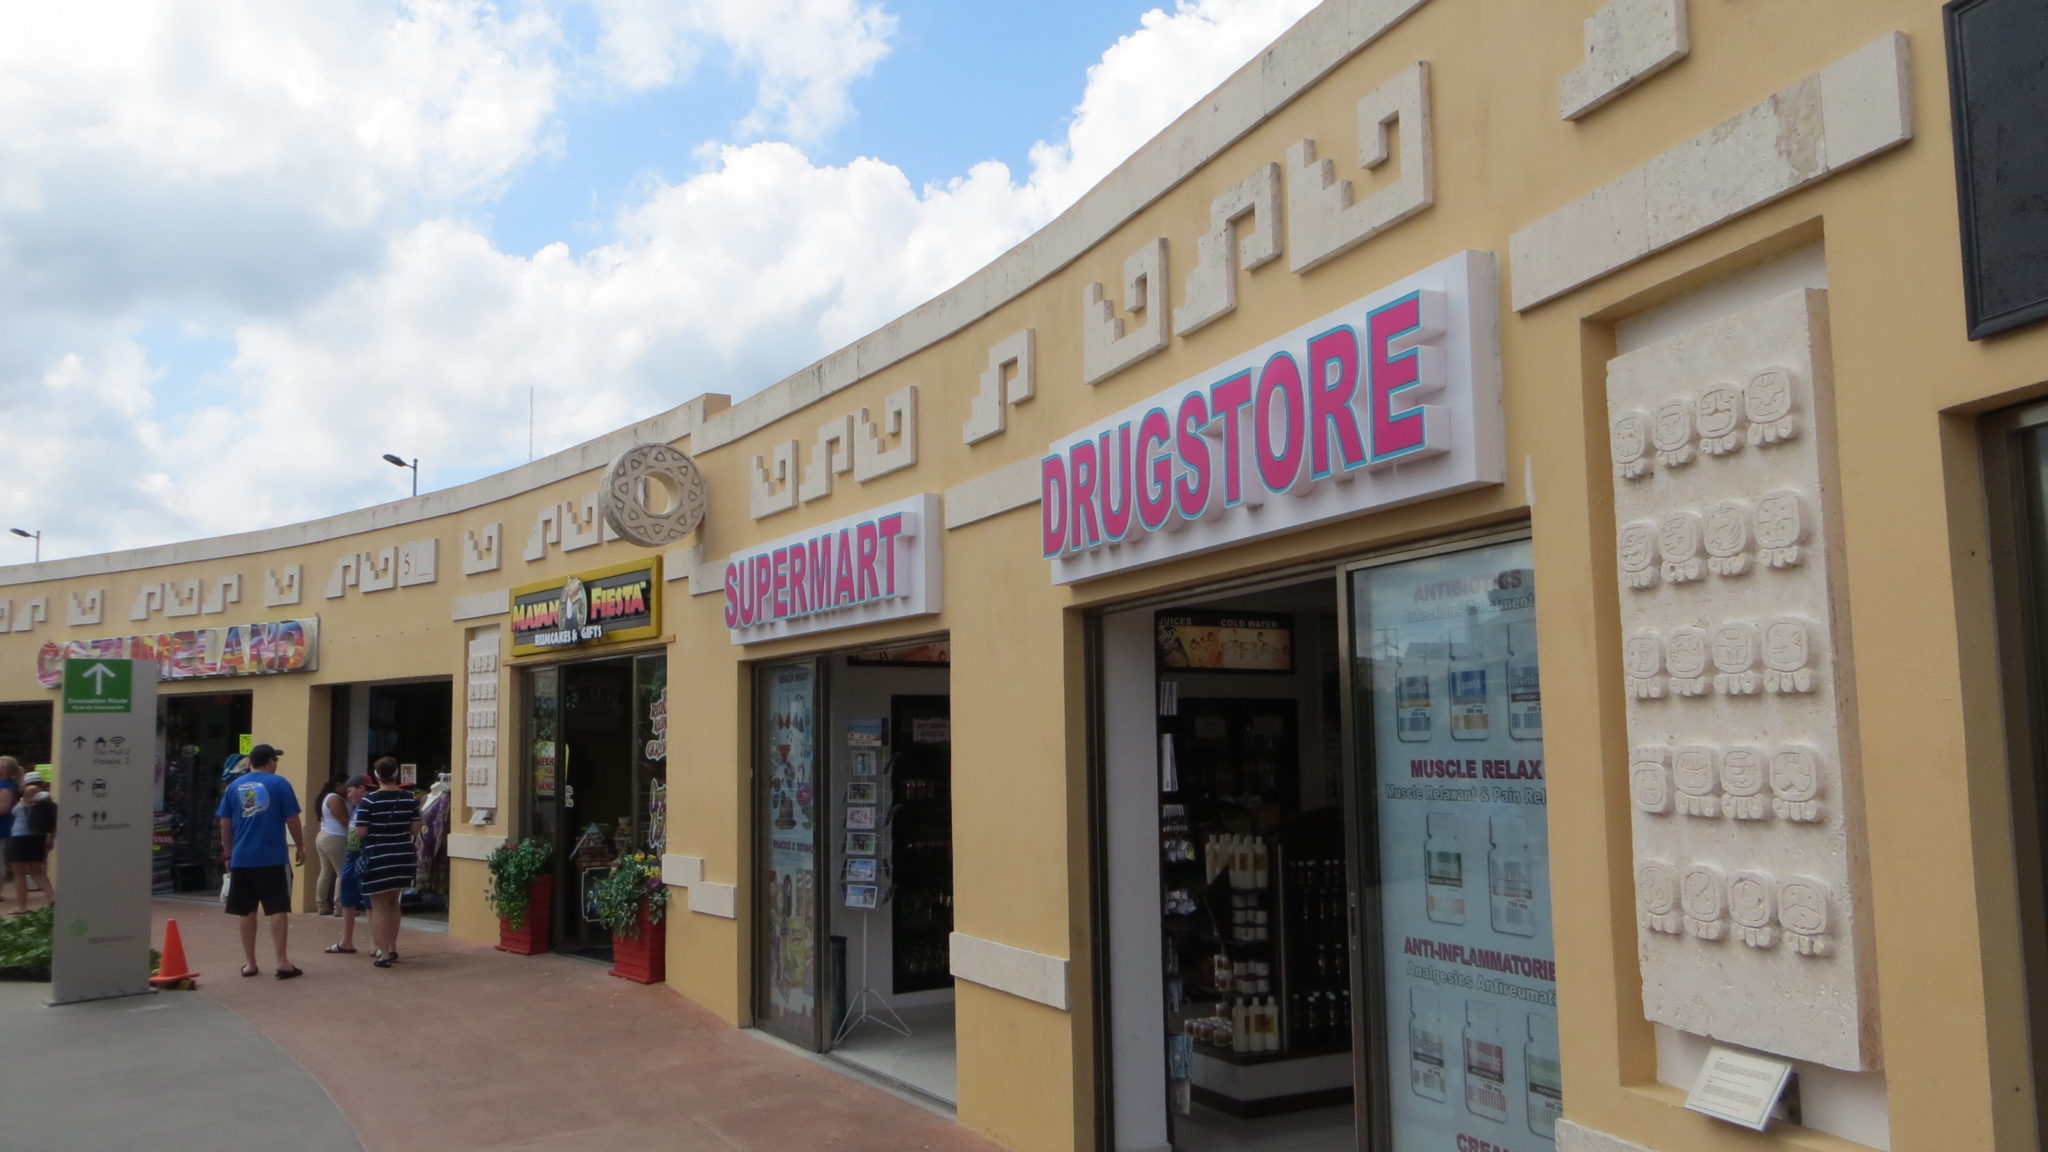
[1103,577,1355,1152]
[158,691,253,894]
[324,679,454,917]
[1099,539,1558,1152]
[525,652,667,962]
[754,639,957,1105]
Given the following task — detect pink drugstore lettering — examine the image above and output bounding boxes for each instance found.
[1041,289,1447,558]
[724,513,908,629]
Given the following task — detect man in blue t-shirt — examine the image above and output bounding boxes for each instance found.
[215,744,306,979]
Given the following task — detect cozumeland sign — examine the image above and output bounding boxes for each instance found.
[1042,250,1503,584]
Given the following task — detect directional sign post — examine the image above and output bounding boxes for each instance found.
[51,658,158,1005]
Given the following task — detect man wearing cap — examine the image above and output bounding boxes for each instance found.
[216,744,305,978]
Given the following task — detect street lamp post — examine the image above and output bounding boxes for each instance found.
[382,453,419,497]
[9,528,41,561]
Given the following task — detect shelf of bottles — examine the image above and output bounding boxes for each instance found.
[891,765,954,993]
[1282,854,1351,1054]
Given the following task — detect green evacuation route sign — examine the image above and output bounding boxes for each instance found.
[63,660,134,713]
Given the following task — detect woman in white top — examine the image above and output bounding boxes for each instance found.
[313,780,350,915]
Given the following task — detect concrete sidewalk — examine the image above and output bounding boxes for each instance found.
[0,977,360,1152]
[0,898,1005,1151]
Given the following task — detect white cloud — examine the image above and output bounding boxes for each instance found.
[584,0,897,140]
[0,0,1319,558]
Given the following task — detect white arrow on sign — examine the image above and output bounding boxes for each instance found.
[82,664,118,691]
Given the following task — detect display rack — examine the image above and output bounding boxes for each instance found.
[889,697,953,993]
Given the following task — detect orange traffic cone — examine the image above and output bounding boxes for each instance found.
[149,918,199,989]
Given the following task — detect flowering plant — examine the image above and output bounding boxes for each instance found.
[590,852,667,938]
[484,837,553,930]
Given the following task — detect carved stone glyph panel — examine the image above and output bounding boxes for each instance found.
[1608,287,1876,1071]
[2,596,47,633]
[1559,0,1689,121]
[750,388,923,519]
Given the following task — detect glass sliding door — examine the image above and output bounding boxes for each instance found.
[1346,537,1560,1151]
[755,659,825,1048]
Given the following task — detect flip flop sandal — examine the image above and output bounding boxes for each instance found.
[373,956,395,969]
[240,964,260,977]
[275,967,305,980]
[325,944,357,954]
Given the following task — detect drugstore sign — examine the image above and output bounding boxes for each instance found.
[1041,250,1504,584]
[724,493,941,644]
[510,558,662,656]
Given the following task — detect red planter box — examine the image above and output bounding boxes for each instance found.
[608,903,666,984]
[495,875,554,955]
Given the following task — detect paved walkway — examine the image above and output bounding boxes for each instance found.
[1,897,1004,1152]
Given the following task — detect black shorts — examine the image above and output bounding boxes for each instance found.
[225,864,293,916]
[4,835,46,865]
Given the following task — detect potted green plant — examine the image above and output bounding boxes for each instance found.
[485,837,555,955]
[590,852,667,983]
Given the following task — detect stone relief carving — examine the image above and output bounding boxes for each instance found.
[853,386,919,481]
[1176,164,1282,337]
[1082,238,1170,386]
[1624,633,1664,698]
[1612,411,1652,480]
[799,416,855,502]
[1287,61,1434,274]
[1754,490,1805,568]
[8,596,47,633]
[1745,368,1800,445]
[1665,626,1710,696]
[1651,398,1695,468]
[962,330,1036,445]
[1630,747,1672,814]
[1608,288,1873,1071]
[130,584,166,621]
[1710,622,1760,695]
[1637,860,1682,935]
[1696,383,1744,456]
[523,504,561,562]
[1729,871,1777,949]
[398,540,438,587]
[1770,746,1823,823]
[202,575,243,614]
[559,495,602,552]
[1558,0,1689,121]
[164,578,202,617]
[1618,520,1659,588]
[1672,745,1718,817]
[463,524,502,575]
[265,566,303,608]
[1702,499,1751,576]
[1779,877,1830,956]
[1680,862,1726,940]
[358,547,397,593]
[1658,511,1703,583]
[1719,746,1768,820]
[67,589,104,627]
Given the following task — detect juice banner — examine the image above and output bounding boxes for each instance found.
[1355,540,1560,1151]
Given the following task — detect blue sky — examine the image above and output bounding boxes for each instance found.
[0,0,1316,559]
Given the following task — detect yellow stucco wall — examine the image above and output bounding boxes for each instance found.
[2,2,2042,1149]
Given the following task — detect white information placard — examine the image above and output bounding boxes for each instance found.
[1685,1046,1795,1130]
[51,657,160,1005]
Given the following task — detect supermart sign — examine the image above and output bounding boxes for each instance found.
[1041,251,1504,583]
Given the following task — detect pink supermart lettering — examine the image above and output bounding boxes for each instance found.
[1041,251,1503,584]
[723,494,943,644]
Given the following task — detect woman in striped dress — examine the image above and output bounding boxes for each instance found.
[354,756,421,969]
